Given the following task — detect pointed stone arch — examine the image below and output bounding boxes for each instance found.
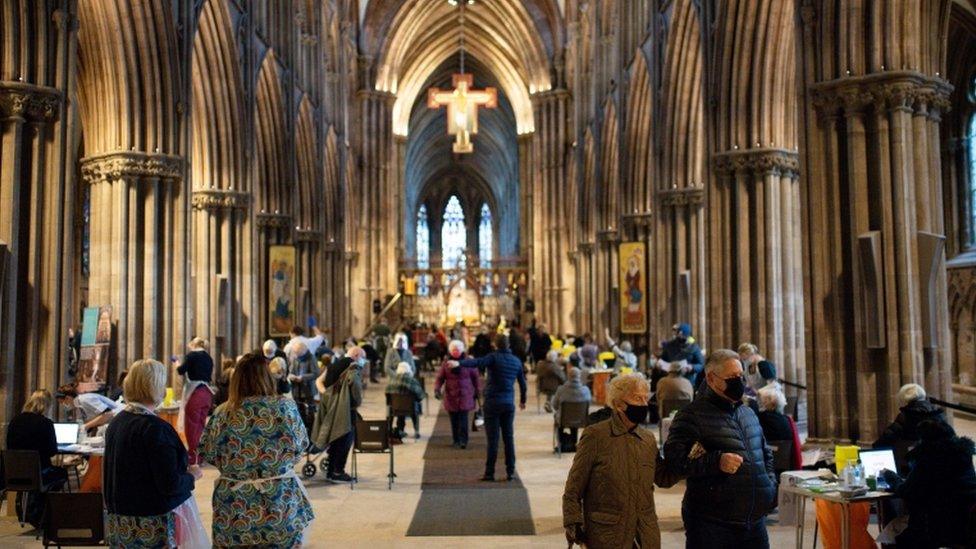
[625,50,653,213]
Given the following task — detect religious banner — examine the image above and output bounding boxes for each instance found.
[619,242,647,334]
[269,245,297,336]
[78,305,112,392]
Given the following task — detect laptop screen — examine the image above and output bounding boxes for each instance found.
[54,422,80,445]
[859,448,897,477]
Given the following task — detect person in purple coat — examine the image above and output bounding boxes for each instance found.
[435,340,482,449]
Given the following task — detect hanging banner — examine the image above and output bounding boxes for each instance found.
[269,245,297,336]
[619,242,647,334]
[78,305,112,392]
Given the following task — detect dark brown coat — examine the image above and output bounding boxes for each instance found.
[562,412,674,549]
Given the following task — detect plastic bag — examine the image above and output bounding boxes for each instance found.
[173,496,210,549]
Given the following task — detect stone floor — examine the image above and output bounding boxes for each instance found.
[3,375,971,548]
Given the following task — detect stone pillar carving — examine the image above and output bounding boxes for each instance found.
[531,89,574,334]
[81,151,185,374]
[655,186,705,337]
[807,71,953,442]
[709,147,806,414]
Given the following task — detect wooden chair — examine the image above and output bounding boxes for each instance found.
[43,492,105,547]
[351,418,395,490]
[553,401,590,458]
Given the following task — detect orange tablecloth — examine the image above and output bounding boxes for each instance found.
[591,370,612,405]
[80,454,103,493]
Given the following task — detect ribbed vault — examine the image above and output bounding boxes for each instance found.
[403,55,519,259]
[365,0,558,135]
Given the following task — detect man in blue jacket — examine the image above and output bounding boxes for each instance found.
[664,348,776,548]
[459,333,528,481]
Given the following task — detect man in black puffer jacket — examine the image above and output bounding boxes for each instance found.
[664,348,776,549]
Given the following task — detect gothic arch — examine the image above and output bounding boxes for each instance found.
[255,50,289,218]
[295,95,320,233]
[600,98,620,232]
[625,50,653,213]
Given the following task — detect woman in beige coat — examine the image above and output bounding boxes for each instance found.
[562,373,675,548]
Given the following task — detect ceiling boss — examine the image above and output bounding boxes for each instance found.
[427,0,496,154]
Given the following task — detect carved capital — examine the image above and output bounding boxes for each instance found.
[596,229,620,243]
[810,70,953,118]
[191,188,250,211]
[657,186,705,208]
[255,212,293,230]
[0,81,61,122]
[80,151,184,184]
[713,148,800,178]
[578,242,595,254]
[621,210,655,227]
[295,228,322,243]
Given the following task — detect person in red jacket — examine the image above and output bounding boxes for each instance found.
[435,340,481,449]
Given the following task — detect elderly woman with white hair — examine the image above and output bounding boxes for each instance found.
[435,340,481,448]
[105,359,203,548]
[562,373,672,548]
[384,332,416,377]
[756,385,802,472]
[874,382,948,473]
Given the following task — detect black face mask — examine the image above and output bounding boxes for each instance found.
[623,404,648,425]
[721,376,746,401]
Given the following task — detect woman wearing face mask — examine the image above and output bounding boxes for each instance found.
[434,340,481,448]
[562,373,675,549]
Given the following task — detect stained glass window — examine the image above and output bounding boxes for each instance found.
[416,205,430,295]
[479,203,492,267]
[970,113,976,247]
[442,195,466,270]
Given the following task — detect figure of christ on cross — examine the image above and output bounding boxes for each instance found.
[427,73,497,153]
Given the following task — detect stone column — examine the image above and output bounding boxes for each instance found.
[808,72,953,442]
[531,89,574,334]
[190,189,251,358]
[709,148,806,407]
[351,87,396,333]
[655,186,705,341]
[0,81,64,424]
[81,151,185,373]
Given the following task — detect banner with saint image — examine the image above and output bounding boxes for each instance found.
[618,242,647,334]
[269,245,297,336]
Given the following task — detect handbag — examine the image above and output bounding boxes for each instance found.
[471,396,484,431]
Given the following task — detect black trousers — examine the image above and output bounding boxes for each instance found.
[327,430,354,475]
[484,403,516,477]
[448,410,470,445]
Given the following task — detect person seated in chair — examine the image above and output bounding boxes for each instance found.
[56,383,124,433]
[655,360,694,420]
[873,383,947,474]
[756,385,802,473]
[6,389,69,527]
[552,368,592,452]
[538,350,567,412]
[385,362,426,440]
[880,419,976,549]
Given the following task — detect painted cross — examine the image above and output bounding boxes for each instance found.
[427,73,497,153]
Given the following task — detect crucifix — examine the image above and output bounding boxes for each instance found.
[427,73,497,153]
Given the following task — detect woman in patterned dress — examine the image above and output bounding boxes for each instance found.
[200,352,314,548]
[104,359,198,548]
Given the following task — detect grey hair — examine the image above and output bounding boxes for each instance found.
[758,385,786,413]
[546,350,561,363]
[568,366,581,380]
[737,342,758,356]
[705,349,740,374]
[897,383,926,407]
[448,339,466,354]
[607,372,650,408]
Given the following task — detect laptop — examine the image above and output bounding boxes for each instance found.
[54,422,81,449]
[859,448,897,489]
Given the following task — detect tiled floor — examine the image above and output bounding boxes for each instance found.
[3,377,972,547]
